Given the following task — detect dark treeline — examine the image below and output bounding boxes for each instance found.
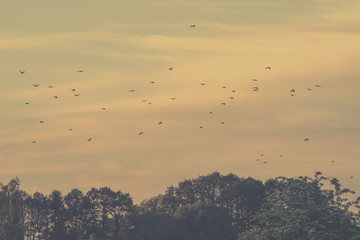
[1,172,360,240]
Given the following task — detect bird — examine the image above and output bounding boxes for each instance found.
[101,108,106,110]
[148,102,152,105]
[25,102,30,105]
[350,176,354,179]
[71,88,76,91]
[256,159,260,161]
[170,97,177,100]
[220,122,225,124]
[314,85,321,88]
[304,138,309,141]
[39,121,44,124]
[150,81,155,84]
[252,79,258,81]
[263,161,268,164]
[141,99,148,102]
[53,96,58,99]
[200,83,206,85]
[253,87,259,92]
[290,94,296,97]
[129,89,136,92]
[68,129,73,131]
[265,67,271,70]
[32,140,36,143]
[222,86,226,88]
[77,70,84,72]
[229,97,234,99]
[158,121,163,125]
[199,126,203,128]
[209,112,213,114]
[221,102,226,105]
[232,90,236,92]
[190,25,196,28]
[169,67,173,70]
[290,89,295,92]
[139,132,144,135]
[261,154,264,157]
[19,70,25,74]
[48,86,54,88]
[280,155,283,157]
[74,94,80,97]
[330,160,335,163]
[307,88,312,91]
[32,84,40,87]
[87,138,92,141]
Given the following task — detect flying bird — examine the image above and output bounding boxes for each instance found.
[304,138,309,141]
[168,67,173,70]
[53,96,58,99]
[101,107,106,110]
[25,102,30,105]
[209,112,213,114]
[229,97,234,99]
[290,89,295,92]
[190,25,196,28]
[74,94,80,96]
[263,161,268,164]
[128,89,136,92]
[252,79,258,81]
[19,70,25,74]
[330,160,335,163]
[200,83,206,85]
[253,87,259,92]
[314,85,321,87]
[261,154,264,157]
[141,99,148,102]
[290,94,296,97]
[150,81,155,84]
[220,122,225,124]
[32,84,40,87]
[158,121,163,125]
[32,140,36,143]
[77,70,84,72]
[68,129,73,131]
[139,132,144,135]
[232,90,236,92]
[170,97,177,100]
[222,86,226,88]
[307,88,312,91]
[39,121,44,124]
[221,102,226,105]
[48,86,54,88]
[71,88,76,91]
[265,67,271,70]
[199,126,203,128]
[87,138,92,141]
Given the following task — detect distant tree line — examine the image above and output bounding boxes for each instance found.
[1,172,360,240]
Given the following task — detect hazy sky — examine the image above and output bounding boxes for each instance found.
[1,0,360,202]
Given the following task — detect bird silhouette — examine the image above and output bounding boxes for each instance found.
[32,84,40,87]
[190,25,196,27]
[290,94,296,97]
[48,86,54,88]
[19,70,25,74]
[307,88,312,91]
[128,90,136,92]
[221,102,226,105]
[139,132,144,135]
[199,126,203,128]
[169,67,173,70]
[150,81,155,84]
[253,87,259,92]
[220,122,225,124]
[222,86,226,88]
[229,97,234,99]
[232,90,236,92]
[265,67,271,70]
[200,83,206,85]
[304,138,309,141]
[77,70,84,72]
[141,99,148,102]
[209,112,213,114]
[40,121,44,124]
[53,96,58,99]
[68,129,73,131]
[32,140,36,143]
[252,79,258,81]
[290,89,295,92]
[74,94,80,96]
[87,138,92,141]
[314,85,321,88]
[25,102,30,105]
[158,121,163,125]
[71,88,76,91]
[170,97,177,100]
[101,108,106,110]
[330,160,335,163]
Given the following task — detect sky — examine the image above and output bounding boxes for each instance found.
[1,0,360,203]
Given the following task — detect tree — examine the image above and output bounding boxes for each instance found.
[254,174,360,240]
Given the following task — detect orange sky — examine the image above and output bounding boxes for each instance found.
[1,0,360,203]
